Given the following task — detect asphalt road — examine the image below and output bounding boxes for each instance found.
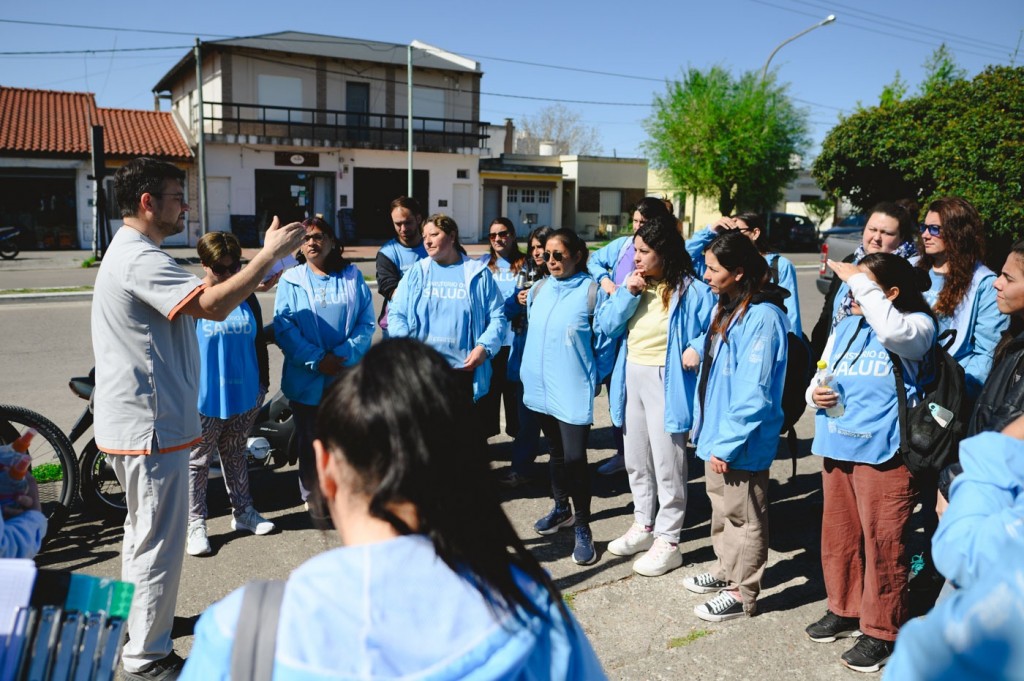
[1,256,914,680]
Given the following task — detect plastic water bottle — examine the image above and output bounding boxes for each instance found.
[0,428,35,506]
[815,360,845,418]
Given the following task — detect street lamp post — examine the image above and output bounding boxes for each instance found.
[760,14,836,81]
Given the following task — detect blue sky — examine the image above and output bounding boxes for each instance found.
[1,0,1020,160]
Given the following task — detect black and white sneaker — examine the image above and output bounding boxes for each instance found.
[841,634,894,673]
[683,571,729,594]
[122,651,186,681]
[805,610,862,643]
[694,591,745,622]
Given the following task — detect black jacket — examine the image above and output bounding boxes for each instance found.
[968,331,1024,436]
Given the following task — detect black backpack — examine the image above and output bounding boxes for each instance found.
[768,256,813,476]
[888,330,968,479]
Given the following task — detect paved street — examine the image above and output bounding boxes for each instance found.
[0,249,915,679]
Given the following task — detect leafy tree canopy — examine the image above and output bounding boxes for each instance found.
[515,104,603,155]
[813,65,1024,236]
[643,66,809,216]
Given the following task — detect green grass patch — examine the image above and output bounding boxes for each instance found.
[667,628,713,649]
[562,592,576,611]
[81,256,97,268]
[0,286,93,295]
[32,462,65,484]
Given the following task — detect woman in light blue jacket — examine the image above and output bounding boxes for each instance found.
[803,253,936,674]
[180,339,606,681]
[274,216,375,507]
[680,232,789,623]
[597,216,714,578]
[522,228,605,566]
[388,214,506,405]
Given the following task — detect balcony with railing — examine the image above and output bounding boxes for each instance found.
[196,101,490,153]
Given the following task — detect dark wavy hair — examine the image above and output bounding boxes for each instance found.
[486,217,526,275]
[545,227,589,273]
[635,215,695,310]
[732,212,769,254]
[114,157,186,218]
[633,196,671,221]
[859,252,935,319]
[993,240,1024,366]
[295,216,347,273]
[917,196,986,317]
[315,338,568,623]
[706,231,770,342]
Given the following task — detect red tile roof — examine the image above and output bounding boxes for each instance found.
[0,86,191,160]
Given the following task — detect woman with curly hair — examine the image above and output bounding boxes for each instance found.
[917,197,1007,399]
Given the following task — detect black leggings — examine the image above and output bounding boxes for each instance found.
[537,413,591,526]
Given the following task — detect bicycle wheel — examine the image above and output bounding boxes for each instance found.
[0,404,78,539]
[79,440,127,521]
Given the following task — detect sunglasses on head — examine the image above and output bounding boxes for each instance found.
[209,260,241,276]
[542,250,566,262]
[489,229,512,241]
[919,223,942,237]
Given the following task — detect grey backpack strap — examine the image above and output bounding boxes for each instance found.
[231,580,285,681]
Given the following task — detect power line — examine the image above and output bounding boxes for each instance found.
[0,18,231,38]
[0,45,188,55]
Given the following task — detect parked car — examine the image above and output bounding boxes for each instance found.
[765,212,819,252]
[815,214,866,294]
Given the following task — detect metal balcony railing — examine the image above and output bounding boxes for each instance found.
[197,101,490,152]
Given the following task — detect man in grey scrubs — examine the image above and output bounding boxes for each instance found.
[92,157,304,680]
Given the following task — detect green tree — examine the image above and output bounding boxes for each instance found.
[879,70,908,107]
[920,43,968,96]
[812,66,1024,236]
[805,197,836,228]
[643,66,809,216]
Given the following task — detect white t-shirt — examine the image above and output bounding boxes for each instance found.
[91,226,204,454]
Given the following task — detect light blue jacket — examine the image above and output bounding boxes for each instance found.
[686,227,719,278]
[691,297,789,471]
[0,509,46,559]
[925,264,1007,399]
[595,278,714,432]
[273,263,375,406]
[521,272,604,425]
[180,535,607,681]
[389,256,507,402]
[884,431,1024,681]
[587,236,632,285]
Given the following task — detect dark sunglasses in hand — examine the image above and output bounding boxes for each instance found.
[209,260,242,275]
[542,250,566,263]
[919,223,942,237]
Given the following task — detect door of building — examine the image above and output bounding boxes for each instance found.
[208,177,231,233]
[506,186,553,233]
[346,82,370,143]
[352,168,429,240]
[254,170,335,235]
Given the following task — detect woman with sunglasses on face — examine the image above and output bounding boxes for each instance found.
[597,216,714,577]
[500,226,554,487]
[679,232,789,623]
[388,214,506,449]
[803,254,935,674]
[274,217,375,510]
[917,197,1007,400]
[521,229,609,566]
[478,217,528,441]
[187,232,279,556]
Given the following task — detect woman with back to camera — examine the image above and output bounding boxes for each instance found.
[597,215,714,577]
[180,339,606,680]
[918,196,1007,399]
[187,231,278,556]
[521,228,607,566]
[274,216,375,510]
[679,231,789,623]
[803,253,936,674]
[810,201,919,359]
[388,214,506,450]
[500,225,553,487]
[478,217,528,441]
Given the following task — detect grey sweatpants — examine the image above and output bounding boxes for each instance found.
[111,446,188,672]
[622,361,689,543]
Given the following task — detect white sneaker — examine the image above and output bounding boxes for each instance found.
[632,537,683,577]
[607,522,654,556]
[186,520,211,556]
[597,454,626,476]
[231,506,276,535]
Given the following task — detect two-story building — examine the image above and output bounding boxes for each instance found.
[153,31,491,245]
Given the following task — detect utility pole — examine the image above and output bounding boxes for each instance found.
[407,45,414,196]
[195,38,209,236]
